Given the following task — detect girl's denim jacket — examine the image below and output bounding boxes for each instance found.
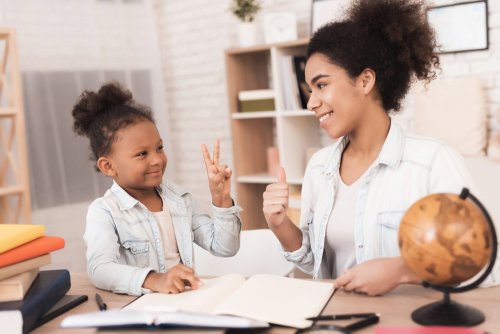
[84,180,242,295]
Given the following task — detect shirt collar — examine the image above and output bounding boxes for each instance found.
[322,119,405,176]
[110,180,188,211]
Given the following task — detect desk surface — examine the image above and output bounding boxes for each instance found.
[33,272,500,334]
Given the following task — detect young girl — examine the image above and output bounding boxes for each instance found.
[72,82,241,296]
[263,0,497,296]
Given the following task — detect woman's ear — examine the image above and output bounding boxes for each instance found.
[358,68,376,95]
[97,157,116,177]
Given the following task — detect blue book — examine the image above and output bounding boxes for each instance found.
[0,269,71,333]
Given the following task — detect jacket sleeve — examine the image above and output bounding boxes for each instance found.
[188,193,242,257]
[84,201,153,296]
[281,156,317,276]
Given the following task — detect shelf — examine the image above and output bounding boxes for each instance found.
[279,110,314,117]
[237,173,303,185]
[225,37,309,55]
[232,111,276,119]
[0,108,16,117]
[0,185,24,197]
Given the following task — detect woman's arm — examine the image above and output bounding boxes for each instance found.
[334,256,422,296]
[263,167,303,251]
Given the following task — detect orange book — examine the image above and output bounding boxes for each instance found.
[0,224,45,254]
[0,236,65,268]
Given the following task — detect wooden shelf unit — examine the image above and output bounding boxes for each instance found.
[225,39,323,229]
[0,28,31,224]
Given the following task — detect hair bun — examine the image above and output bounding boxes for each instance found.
[72,81,133,136]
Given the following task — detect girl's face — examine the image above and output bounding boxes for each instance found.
[305,53,367,139]
[106,120,167,194]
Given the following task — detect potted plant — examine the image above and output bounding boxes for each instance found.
[231,0,261,46]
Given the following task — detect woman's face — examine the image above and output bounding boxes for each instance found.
[305,53,367,139]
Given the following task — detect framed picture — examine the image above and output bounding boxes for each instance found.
[427,0,489,54]
[310,0,347,35]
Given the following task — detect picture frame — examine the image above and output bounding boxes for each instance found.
[427,0,489,54]
[310,0,346,35]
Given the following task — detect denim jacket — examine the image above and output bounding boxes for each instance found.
[283,121,490,280]
[84,180,242,295]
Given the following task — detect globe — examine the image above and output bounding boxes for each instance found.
[398,192,493,286]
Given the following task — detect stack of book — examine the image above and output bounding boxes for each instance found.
[0,224,74,333]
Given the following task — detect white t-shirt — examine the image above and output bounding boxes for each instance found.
[325,173,366,278]
[153,203,181,271]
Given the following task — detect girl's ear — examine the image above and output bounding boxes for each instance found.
[357,68,376,95]
[97,157,116,177]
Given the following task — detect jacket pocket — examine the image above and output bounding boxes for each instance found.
[122,240,150,267]
[377,211,405,257]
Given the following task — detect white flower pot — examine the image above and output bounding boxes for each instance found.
[237,22,257,47]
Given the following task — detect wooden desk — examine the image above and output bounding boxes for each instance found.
[33,272,500,333]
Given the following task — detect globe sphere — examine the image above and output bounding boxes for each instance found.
[398,193,492,286]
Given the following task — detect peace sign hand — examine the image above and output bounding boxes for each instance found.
[202,139,233,208]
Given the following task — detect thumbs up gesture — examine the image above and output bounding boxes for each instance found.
[263,167,289,228]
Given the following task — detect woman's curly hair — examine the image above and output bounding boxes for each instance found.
[72,81,154,170]
[308,0,440,112]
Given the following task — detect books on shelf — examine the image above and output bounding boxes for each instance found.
[0,269,39,302]
[0,224,45,253]
[238,89,275,112]
[280,55,309,111]
[62,273,334,330]
[0,270,71,333]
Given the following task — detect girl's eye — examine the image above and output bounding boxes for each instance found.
[157,145,164,152]
[136,151,147,157]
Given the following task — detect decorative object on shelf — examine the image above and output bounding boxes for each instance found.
[310,0,346,35]
[263,12,297,44]
[231,0,261,47]
[398,188,497,327]
[427,1,488,54]
[238,89,275,112]
[266,147,280,176]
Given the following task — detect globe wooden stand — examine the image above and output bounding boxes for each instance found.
[411,188,498,327]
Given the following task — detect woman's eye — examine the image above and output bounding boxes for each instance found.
[317,83,326,89]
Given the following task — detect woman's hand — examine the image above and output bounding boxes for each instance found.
[263,167,289,229]
[143,264,202,294]
[202,139,233,208]
[333,257,421,296]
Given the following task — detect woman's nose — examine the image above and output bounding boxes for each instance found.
[307,93,320,112]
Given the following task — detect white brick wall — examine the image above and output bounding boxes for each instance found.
[153,0,500,208]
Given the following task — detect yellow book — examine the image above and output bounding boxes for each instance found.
[0,224,45,254]
[0,254,51,281]
[0,269,39,302]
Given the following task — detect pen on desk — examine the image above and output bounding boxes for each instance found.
[306,313,377,321]
[95,293,107,311]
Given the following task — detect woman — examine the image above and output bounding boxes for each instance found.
[262,0,480,296]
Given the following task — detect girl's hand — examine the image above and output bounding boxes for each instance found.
[202,139,233,208]
[263,167,289,229]
[143,264,202,294]
[333,257,421,296]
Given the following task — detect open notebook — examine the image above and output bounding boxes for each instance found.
[62,274,335,329]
